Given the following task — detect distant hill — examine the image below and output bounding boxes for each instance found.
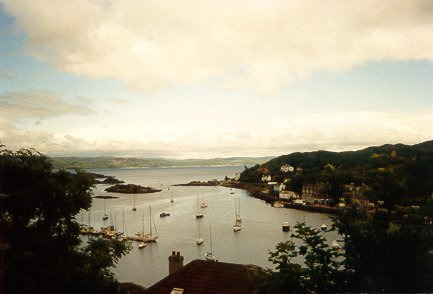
[240,140,433,198]
[52,156,275,169]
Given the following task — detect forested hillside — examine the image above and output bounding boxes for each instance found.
[240,140,433,200]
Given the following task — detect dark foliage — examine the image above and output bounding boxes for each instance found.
[0,147,130,294]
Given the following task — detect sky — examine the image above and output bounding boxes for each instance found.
[1,0,433,159]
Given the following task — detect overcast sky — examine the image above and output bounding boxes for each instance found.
[1,1,433,158]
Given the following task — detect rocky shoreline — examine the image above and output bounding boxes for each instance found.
[105,184,162,194]
[173,180,221,186]
[221,181,339,214]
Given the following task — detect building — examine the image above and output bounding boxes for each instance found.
[279,190,298,201]
[261,174,271,182]
[280,164,294,173]
[302,184,319,197]
[145,252,262,294]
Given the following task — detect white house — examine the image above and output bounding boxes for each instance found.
[279,190,298,200]
[280,164,295,173]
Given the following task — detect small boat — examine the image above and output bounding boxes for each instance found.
[160,212,170,217]
[230,192,234,194]
[195,196,204,218]
[235,198,241,223]
[321,214,327,231]
[132,194,137,211]
[282,222,290,232]
[138,242,146,249]
[205,225,216,261]
[102,199,109,220]
[196,220,204,245]
[233,198,242,232]
[272,202,284,208]
[205,252,216,261]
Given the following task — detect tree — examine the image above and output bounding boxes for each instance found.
[334,206,433,292]
[318,164,348,205]
[256,222,346,293]
[364,167,407,211]
[0,147,130,294]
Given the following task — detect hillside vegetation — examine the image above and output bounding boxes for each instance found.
[241,140,433,203]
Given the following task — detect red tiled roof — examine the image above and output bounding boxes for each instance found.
[145,259,260,294]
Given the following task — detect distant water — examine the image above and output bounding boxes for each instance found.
[79,166,337,287]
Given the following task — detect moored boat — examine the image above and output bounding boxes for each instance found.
[282,222,290,232]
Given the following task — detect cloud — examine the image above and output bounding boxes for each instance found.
[110,97,130,105]
[2,0,433,96]
[1,108,432,158]
[0,90,95,121]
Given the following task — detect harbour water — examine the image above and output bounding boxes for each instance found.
[80,166,337,287]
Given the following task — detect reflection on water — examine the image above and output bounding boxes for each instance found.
[80,166,337,287]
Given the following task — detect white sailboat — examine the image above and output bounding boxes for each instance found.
[134,206,158,242]
[144,206,158,242]
[118,209,128,240]
[200,188,208,208]
[102,199,108,220]
[195,196,204,218]
[235,197,241,223]
[196,219,204,245]
[233,198,242,232]
[204,225,216,261]
[132,194,137,211]
[321,214,327,231]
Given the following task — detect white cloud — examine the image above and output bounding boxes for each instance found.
[1,108,432,158]
[0,91,95,121]
[2,0,433,96]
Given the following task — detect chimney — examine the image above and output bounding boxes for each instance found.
[168,251,184,274]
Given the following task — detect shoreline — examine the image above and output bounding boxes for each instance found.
[220,181,340,215]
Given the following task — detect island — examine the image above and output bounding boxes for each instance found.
[173,180,221,186]
[96,176,125,184]
[105,184,162,194]
[93,195,119,199]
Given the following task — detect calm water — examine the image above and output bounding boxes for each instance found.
[79,166,337,287]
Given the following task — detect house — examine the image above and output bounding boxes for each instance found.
[261,174,271,182]
[145,252,262,294]
[234,172,241,181]
[280,164,294,173]
[279,190,298,201]
[302,184,319,197]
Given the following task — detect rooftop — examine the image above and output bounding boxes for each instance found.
[145,259,262,294]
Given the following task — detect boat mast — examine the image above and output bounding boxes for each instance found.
[210,224,213,254]
[142,214,145,235]
[149,206,152,236]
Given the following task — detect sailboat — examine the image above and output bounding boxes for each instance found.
[233,199,242,232]
[200,188,208,208]
[102,199,108,220]
[132,194,137,211]
[196,219,204,245]
[321,214,327,231]
[204,225,216,261]
[235,198,241,223]
[139,206,158,242]
[195,196,204,218]
[118,209,128,241]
